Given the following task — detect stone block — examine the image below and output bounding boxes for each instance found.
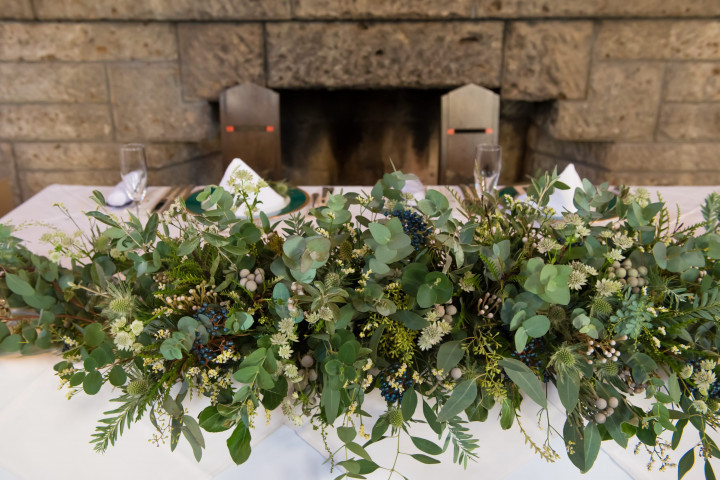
[291,0,470,18]
[0,105,112,140]
[665,62,720,101]
[530,125,720,172]
[0,0,34,19]
[0,22,177,61]
[600,143,720,172]
[266,21,503,88]
[527,152,716,186]
[178,24,265,100]
[0,63,107,103]
[548,62,663,141]
[12,142,214,171]
[474,0,720,17]
[502,21,592,101]
[108,63,215,142]
[596,21,720,60]
[658,103,720,141]
[34,0,290,20]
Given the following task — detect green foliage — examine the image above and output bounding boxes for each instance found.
[5,169,720,480]
[91,392,154,453]
[609,292,656,339]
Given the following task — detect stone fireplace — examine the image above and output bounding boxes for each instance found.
[2,1,720,204]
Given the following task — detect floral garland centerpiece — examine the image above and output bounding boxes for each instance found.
[2,169,720,479]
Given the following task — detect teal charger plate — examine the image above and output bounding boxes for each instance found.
[185,187,309,218]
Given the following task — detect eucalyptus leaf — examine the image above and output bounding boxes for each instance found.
[679,448,695,480]
[410,436,443,455]
[227,422,252,465]
[199,406,232,433]
[436,340,464,374]
[368,222,391,245]
[108,365,127,387]
[437,379,477,422]
[556,371,580,412]
[499,357,547,408]
[83,370,102,395]
[401,388,417,421]
[84,323,105,347]
[5,273,34,296]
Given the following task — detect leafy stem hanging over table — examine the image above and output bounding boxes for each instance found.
[2,169,720,479]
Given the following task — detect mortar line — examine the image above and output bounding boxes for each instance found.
[102,63,117,143]
[653,63,669,142]
[262,22,270,86]
[498,19,510,94]
[8,143,25,203]
[172,22,191,103]
[584,20,600,100]
[27,0,38,20]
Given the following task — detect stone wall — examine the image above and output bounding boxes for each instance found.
[2,1,720,203]
[528,19,720,185]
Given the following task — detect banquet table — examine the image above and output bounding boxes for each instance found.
[0,183,718,480]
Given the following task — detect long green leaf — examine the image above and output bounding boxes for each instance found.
[410,436,443,455]
[582,422,601,473]
[401,388,417,421]
[668,373,681,403]
[707,461,717,480]
[438,379,477,422]
[177,236,200,257]
[499,357,547,408]
[5,273,34,296]
[437,340,464,374]
[227,422,252,465]
[556,371,580,412]
[323,386,341,424]
[678,448,695,480]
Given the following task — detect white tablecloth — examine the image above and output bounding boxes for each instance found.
[1,184,718,480]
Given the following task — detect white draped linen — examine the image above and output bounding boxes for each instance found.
[0,184,716,480]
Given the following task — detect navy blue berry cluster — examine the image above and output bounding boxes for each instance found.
[191,303,234,366]
[379,362,415,403]
[384,209,432,249]
[513,338,551,383]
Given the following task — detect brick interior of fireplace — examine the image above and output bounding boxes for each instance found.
[280,89,444,186]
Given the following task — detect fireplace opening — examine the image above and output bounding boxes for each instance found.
[279,89,445,186]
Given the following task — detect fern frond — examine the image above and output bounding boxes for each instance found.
[281,213,310,237]
[478,254,502,282]
[674,289,720,324]
[91,394,147,453]
[444,415,480,468]
[702,192,720,232]
[655,193,671,241]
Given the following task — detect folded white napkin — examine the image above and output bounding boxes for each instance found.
[219,158,286,217]
[107,181,132,207]
[402,175,425,200]
[546,163,584,216]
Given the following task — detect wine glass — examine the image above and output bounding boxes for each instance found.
[119,143,148,216]
[474,144,502,196]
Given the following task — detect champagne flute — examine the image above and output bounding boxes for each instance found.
[474,144,502,197]
[119,143,148,217]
